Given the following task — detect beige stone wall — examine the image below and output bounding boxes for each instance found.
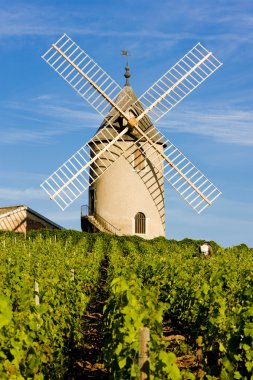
[26,211,59,231]
[90,141,165,239]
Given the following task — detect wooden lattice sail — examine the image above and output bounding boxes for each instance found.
[41,34,222,215]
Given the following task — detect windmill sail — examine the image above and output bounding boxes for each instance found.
[118,42,223,213]
[124,123,221,213]
[130,43,222,124]
[41,123,128,210]
[41,35,222,213]
[41,33,135,210]
[42,34,132,122]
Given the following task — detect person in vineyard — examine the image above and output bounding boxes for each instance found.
[198,242,213,258]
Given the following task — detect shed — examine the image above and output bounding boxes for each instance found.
[0,205,63,232]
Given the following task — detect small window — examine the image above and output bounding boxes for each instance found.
[133,149,146,171]
[135,212,146,234]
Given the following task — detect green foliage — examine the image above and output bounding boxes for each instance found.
[102,235,253,379]
[103,276,180,379]
[0,231,104,378]
[0,231,252,379]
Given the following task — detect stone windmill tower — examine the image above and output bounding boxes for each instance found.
[86,64,165,238]
[41,34,222,238]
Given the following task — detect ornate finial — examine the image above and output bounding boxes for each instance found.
[121,50,130,86]
[124,65,131,86]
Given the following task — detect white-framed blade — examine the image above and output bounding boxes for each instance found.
[124,123,222,214]
[129,43,222,124]
[41,36,222,213]
[41,34,135,210]
[41,123,128,210]
[42,34,132,123]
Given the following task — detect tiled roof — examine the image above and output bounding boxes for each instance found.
[0,205,24,215]
[0,205,64,230]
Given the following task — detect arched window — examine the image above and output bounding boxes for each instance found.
[135,212,146,234]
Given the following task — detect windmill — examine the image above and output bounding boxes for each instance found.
[41,34,222,238]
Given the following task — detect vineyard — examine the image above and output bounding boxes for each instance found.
[0,230,252,379]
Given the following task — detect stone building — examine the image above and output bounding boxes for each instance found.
[0,205,63,232]
[81,67,165,239]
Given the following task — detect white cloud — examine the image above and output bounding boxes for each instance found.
[0,6,66,37]
[160,105,253,146]
[0,3,252,51]
[1,127,59,144]
[1,97,100,144]
[2,95,253,147]
[5,98,100,124]
[0,187,44,201]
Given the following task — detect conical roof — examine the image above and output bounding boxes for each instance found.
[93,83,165,145]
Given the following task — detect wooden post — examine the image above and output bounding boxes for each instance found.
[35,281,41,327]
[35,281,40,306]
[139,327,150,380]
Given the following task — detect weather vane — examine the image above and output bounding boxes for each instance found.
[121,50,129,64]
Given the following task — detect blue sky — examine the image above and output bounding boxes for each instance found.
[0,0,253,247]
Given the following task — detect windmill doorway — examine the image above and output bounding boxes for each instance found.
[89,189,95,215]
